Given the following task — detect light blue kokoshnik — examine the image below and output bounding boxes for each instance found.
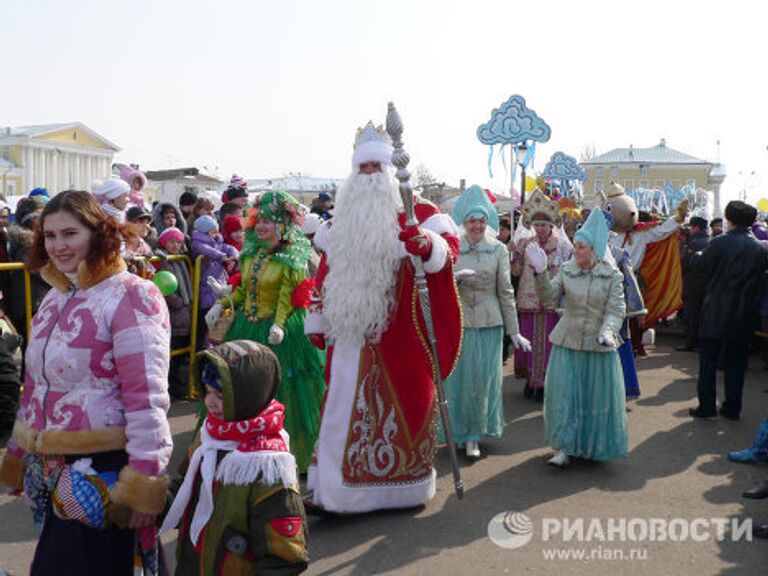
[451,184,499,232]
[728,419,768,463]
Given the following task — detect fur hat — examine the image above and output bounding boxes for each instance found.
[351,121,393,169]
[194,215,218,234]
[724,200,757,228]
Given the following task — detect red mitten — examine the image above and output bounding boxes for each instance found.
[398,226,432,259]
[308,333,326,350]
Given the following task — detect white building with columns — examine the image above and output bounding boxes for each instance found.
[0,122,119,197]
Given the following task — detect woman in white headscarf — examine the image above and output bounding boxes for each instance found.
[443,186,531,458]
[93,178,130,223]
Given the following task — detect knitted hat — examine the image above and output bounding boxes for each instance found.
[29,187,50,202]
[221,174,248,203]
[157,226,185,247]
[222,187,248,203]
[194,215,218,234]
[94,178,130,201]
[574,207,609,258]
[451,184,499,232]
[222,215,243,236]
[179,191,198,207]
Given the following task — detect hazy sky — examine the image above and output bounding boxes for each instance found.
[2,0,767,204]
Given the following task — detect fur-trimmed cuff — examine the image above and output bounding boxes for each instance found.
[422,229,449,274]
[304,311,328,335]
[0,452,26,491]
[110,466,169,515]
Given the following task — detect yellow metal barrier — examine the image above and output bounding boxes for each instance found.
[144,254,201,399]
[4,254,206,400]
[0,261,33,339]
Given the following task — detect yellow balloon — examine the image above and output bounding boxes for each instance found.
[758,197,768,212]
[525,175,538,192]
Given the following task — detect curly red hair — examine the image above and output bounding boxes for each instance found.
[27,190,124,273]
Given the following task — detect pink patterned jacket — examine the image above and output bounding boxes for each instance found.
[0,258,173,514]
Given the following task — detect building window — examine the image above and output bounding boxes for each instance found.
[595,167,604,178]
[184,186,196,195]
[639,180,649,189]
[655,179,664,189]
[624,180,634,191]
[594,179,604,193]
[1,146,9,161]
[639,164,650,177]
[610,166,619,178]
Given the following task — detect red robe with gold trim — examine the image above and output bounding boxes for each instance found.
[305,199,462,513]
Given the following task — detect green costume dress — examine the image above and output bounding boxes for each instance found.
[223,191,326,472]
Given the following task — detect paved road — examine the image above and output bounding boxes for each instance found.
[2,331,767,575]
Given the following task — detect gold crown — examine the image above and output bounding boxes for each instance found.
[522,188,561,227]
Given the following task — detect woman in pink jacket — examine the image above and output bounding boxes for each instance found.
[0,190,172,576]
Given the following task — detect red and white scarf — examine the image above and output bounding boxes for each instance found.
[161,400,297,544]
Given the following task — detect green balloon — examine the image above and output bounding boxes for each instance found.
[152,270,178,296]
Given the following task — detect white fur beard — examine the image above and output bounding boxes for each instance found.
[324,169,403,347]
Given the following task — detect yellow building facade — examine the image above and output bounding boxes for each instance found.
[580,139,726,215]
[0,123,119,197]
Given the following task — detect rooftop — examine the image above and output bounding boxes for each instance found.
[1,122,120,151]
[145,167,222,184]
[582,139,711,165]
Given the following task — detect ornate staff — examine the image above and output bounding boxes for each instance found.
[386,102,464,500]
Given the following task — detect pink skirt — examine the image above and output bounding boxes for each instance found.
[514,310,559,389]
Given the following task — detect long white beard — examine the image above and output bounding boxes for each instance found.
[324,168,403,347]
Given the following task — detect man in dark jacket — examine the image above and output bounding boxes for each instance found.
[690,201,768,420]
[676,217,711,351]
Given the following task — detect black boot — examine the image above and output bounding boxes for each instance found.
[743,479,768,500]
[523,382,533,399]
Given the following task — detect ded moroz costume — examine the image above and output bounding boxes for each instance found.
[303,120,462,513]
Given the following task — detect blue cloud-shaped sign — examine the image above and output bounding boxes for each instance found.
[477,95,551,145]
[541,151,587,181]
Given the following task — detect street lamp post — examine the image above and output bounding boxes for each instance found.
[518,142,528,208]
